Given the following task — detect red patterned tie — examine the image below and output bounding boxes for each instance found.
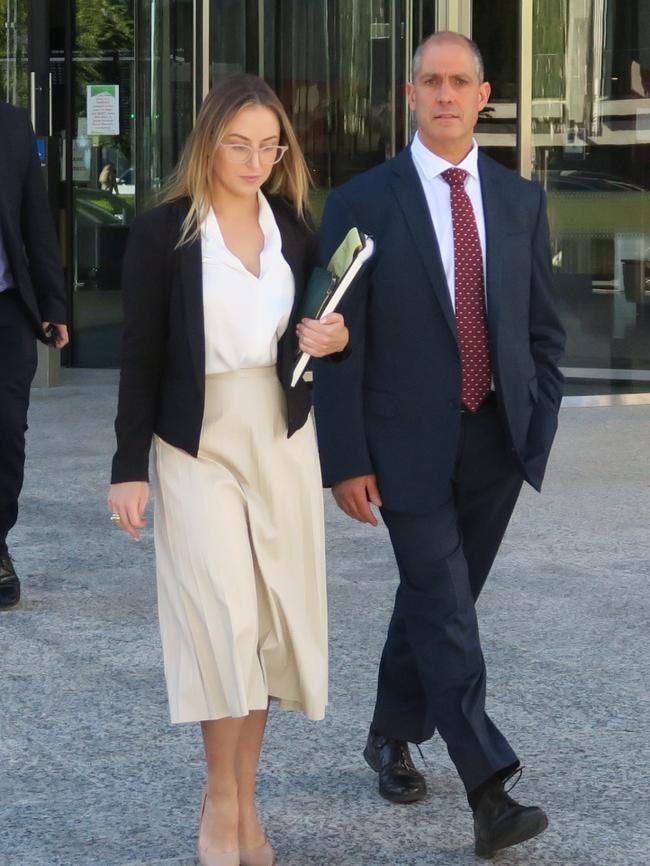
[442,167,492,413]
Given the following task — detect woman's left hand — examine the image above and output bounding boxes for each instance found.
[296,312,349,358]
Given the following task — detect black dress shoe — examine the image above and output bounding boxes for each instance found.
[0,554,20,609]
[473,781,548,858]
[363,729,427,803]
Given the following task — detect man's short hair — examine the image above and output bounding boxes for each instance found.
[412,31,485,83]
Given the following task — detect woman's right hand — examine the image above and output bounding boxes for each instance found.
[107,482,150,541]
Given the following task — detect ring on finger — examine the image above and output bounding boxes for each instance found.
[110,513,121,522]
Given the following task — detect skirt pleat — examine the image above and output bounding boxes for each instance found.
[153,367,327,724]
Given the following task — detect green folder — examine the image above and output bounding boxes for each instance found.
[328,227,365,278]
[299,267,337,321]
[298,227,365,320]
[291,226,374,387]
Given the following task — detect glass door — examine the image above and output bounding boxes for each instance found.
[49,0,137,367]
[136,0,196,206]
[76,0,135,367]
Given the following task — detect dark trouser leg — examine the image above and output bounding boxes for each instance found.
[456,408,523,602]
[371,607,428,740]
[0,291,38,555]
[372,502,518,793]
[371,405,523,792]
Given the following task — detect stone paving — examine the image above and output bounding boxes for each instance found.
[1,370,649,866]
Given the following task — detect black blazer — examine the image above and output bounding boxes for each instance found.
[0,101,66,335]
[313,147,566,512]
[111,195,319,483]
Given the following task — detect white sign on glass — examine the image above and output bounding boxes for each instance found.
[87,85,120,136]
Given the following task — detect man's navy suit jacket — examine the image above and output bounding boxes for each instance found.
[313,146,566,513]
[0,101,65,337]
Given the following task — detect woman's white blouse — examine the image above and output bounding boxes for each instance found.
[201,192,295,374]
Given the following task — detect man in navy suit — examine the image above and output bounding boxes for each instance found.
[314,32,565,857]
[0,101,68,609]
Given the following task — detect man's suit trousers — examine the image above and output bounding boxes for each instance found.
[372,400,523,794]
[0,289,37,553]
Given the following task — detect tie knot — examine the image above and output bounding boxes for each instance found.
[442,167,467,189]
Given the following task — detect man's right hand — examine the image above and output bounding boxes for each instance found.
[332,475,383,526]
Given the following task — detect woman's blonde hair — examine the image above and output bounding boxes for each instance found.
[162,73,311,246]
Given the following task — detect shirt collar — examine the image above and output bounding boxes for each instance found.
[203,190,279,249]
[410,131,480,182]
[256,190,276,238]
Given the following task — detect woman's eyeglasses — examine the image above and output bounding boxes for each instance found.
[218,143,288,166]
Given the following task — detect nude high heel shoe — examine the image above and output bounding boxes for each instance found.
[239,838,274,866]
[197,788,240,866]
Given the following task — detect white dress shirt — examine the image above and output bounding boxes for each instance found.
[201,191,295,375]
[410,131,487,309]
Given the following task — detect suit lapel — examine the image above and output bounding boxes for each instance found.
[390,148,458,344]
[176,203,205,387]
[478,152,508,347]
[268,196,306,310]
[268,196,307,382]
[0,127,17,249]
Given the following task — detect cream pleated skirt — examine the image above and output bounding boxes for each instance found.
[153,367,327,724]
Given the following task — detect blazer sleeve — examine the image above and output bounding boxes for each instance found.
[110,213,171,483]
[313,188,374,486]
[19,110,66,324]
[524,186,566,484]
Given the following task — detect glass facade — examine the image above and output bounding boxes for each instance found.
[530,0,650,380]
[2,1,649,387]
[0,0,29,106]
[66,0,136,366]
[136,0,195,205]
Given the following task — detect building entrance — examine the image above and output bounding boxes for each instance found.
[2,1,649,385]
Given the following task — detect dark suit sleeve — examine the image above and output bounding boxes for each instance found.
[524,186,566,483]
[111,214,169,483]
[19,111,66,324]
[313,189,374,486]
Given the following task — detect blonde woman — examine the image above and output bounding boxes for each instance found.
[107,74,348,866]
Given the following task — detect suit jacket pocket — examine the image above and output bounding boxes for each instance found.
[364,388,398,418]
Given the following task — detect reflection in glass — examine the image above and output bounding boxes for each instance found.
[209,1,407,222]
[265,1,407,219]
[210,0,257,78]
[412,0,436,48]
[532,0,650,374]
[137,0,195,205]
[473,0,518,170]
[0,0,30,107]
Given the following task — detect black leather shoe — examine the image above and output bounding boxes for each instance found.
[0,554,20,609]
[473,782,548,858]
[363,729,427,803]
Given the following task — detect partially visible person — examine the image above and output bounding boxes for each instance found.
[0,101,69,610]
[99,161,119,194]
[107,74,348,866]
